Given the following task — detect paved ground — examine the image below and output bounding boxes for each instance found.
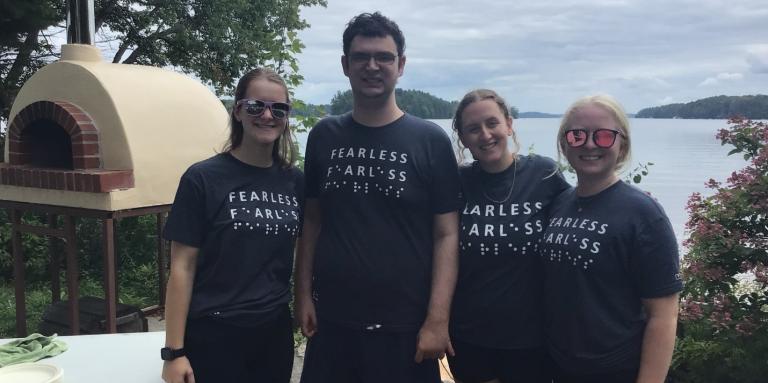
[147,314,454,383]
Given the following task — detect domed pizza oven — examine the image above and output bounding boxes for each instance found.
[2,44,228,207]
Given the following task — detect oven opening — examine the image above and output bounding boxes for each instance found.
[21,119,74,169]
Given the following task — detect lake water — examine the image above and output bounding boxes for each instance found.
[297,118,747,244]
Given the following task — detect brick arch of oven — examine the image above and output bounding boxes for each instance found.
[0,101,133,193]
[9,101,101,169]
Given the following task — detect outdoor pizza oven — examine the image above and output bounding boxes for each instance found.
[0,43,229,210]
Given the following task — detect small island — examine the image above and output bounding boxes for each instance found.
[295,89,529,120]
[322,88,460,119]
[636,95,768,119]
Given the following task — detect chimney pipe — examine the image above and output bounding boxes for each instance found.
[67,0,95,45]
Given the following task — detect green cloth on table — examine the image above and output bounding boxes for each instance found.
[0,333,68,367]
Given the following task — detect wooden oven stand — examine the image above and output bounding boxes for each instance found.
[1,200,170,337]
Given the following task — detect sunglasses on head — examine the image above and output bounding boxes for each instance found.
[564,128,624,148]
[236,99,291,119]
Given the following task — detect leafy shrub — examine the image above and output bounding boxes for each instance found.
[671,118,768,382]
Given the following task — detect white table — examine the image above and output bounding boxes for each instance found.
[1,331,165,382]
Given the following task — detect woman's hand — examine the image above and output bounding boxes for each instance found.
[162,356,195,383]
[162,242,198,383]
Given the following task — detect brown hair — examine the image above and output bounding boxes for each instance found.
[223,67,297,168]
[343,12,405,57]
[452,89,519,163]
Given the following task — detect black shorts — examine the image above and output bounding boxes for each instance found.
[299,319,441,383]
[446,338,549,383]
[184,305,294,383]
[550,362,638,383]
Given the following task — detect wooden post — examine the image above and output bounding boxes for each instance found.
[11,209,26,337]
[113,218,120,301]
[48,214,61,303]
[102,218,117,333]
[63,215,80,335]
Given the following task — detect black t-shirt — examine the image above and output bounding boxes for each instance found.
[304,112,462,330]
[451,155,569,349]
[163,153,304,325]
[540,181,682,374]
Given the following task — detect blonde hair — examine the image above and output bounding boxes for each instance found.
[452,89,519,163]
[557,94,632,172]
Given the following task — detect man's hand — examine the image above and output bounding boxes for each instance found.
[296,294,318,337]
[414,319,454,363]
[162,356,195,383]
[294,199,321,338]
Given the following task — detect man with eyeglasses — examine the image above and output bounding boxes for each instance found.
[295,11,461,383]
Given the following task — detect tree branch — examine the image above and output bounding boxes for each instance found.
[3,28,40,89]
[121,23,183,64]
[112,42,129,63]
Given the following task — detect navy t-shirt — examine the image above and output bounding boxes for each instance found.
[451,155,569,349]
[304,112,462,330]
[163,153,304,325]
[540,181,682,374]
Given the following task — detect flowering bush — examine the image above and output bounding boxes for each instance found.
[671,118,768,382]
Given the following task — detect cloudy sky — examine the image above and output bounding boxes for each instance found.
[292,0,768,113]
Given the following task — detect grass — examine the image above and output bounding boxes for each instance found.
[0,267,160,338]
[0,284,51,337]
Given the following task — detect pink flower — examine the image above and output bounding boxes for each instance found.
[739,261,754,272]
[735,320,757,336]
[716,128,731,141]
[706,178,722,189]
[680,300,705,321]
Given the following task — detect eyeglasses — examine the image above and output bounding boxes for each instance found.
[236,99,291,119]
[563,128,624,148]
[348,52,398,66]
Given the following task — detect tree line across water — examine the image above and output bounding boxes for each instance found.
[296,92,768,120]
[292,89,520,119]
[636,95,768,119]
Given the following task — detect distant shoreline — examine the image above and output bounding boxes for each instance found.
[635,94,767,119]
[515,116,747,120]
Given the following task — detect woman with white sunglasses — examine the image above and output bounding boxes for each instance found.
[161,67,303,383]
[540,95,681,383]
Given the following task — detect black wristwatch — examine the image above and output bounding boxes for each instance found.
[160,347,186,361]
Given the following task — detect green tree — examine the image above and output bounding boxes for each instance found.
[636,95,768,119]
[329,88,508,120]
[329,89,354,115]
[0,0,327,157]
[291,101,328,118]
[671,118,768,382]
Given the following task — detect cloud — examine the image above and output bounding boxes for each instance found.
[657,96,675,104]
[294,0,768,112]
[746,47,768,73]
[699,72,744,86]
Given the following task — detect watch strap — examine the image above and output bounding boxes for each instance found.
[161,347,186,361]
